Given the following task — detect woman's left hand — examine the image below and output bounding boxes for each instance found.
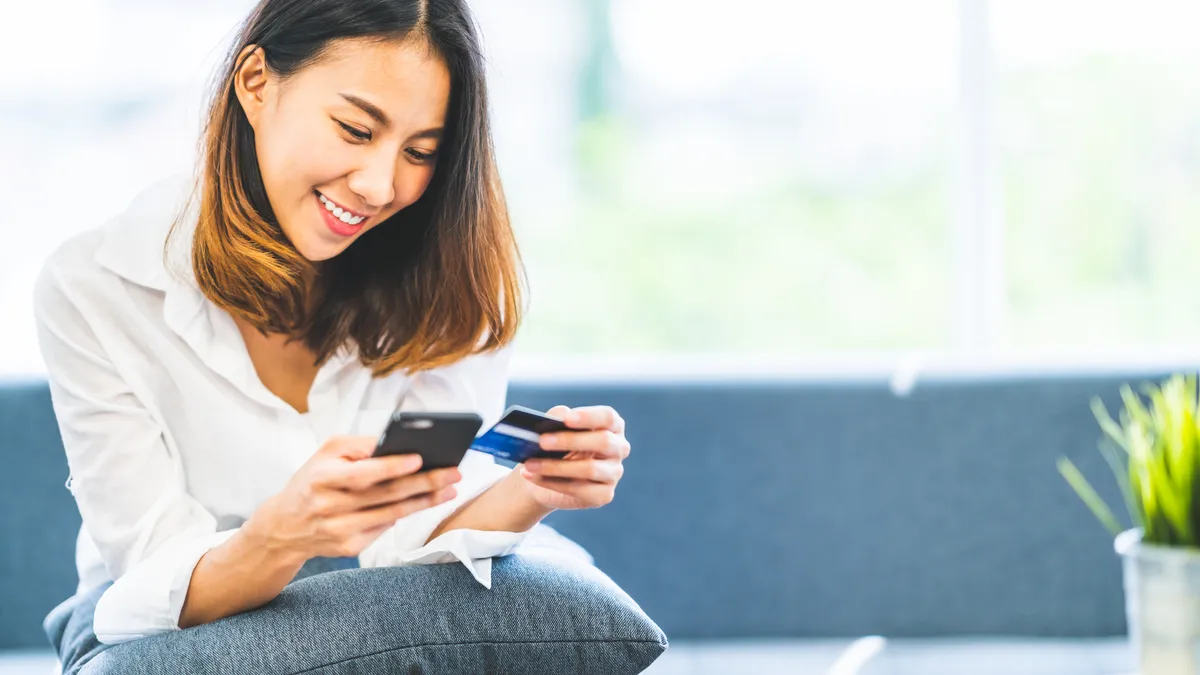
[516,405,630,511]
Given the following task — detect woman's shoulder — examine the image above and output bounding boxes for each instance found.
[35,173,198,320]
[38,173,197,296]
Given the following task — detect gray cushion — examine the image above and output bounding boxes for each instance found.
[49,554,667,674]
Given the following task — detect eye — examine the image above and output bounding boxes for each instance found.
[335,120,371,142]
[406,148,437,163]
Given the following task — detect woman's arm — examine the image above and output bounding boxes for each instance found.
[424,470,553,543]
[178,522,308,629]
[179,439,462,628]
[426,404,632,545]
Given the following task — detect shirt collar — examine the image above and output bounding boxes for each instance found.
[93,172,199,293]
[92,172,363,410]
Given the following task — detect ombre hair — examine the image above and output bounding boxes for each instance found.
[168,0,525,376]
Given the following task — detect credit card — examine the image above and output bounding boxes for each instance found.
[470,405,570,463]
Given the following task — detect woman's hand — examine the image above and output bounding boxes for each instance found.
[246,436,462,560]
[516,405,631,511]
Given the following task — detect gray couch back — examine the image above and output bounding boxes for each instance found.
[0,371,1160,649]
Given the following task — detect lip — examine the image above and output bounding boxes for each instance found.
[315,190,367,237]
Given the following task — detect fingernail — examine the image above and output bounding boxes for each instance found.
[540,434,557,446]
[525,460,541,470]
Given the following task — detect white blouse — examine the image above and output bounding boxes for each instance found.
[33,174,586,645]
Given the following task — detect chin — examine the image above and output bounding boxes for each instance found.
[288,229,350,262]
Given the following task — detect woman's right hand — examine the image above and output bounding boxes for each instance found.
[246,435,462,560]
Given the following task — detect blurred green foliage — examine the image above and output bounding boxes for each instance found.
[513,42,1200,355]
[1004,57,1200,349]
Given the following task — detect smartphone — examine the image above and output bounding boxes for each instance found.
[469,404,570,463]
[373,411,484,471]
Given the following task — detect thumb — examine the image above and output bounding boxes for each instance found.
[546,405,572,420]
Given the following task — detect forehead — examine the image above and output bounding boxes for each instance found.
[293,37,451,121]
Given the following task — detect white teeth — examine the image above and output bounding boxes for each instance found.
[318,193,364,226]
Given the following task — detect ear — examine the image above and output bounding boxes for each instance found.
[233,45,270,129]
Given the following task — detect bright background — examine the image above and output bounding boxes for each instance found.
[3,0,1200,377]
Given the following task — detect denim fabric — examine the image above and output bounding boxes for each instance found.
[44,553,667,674]
[44,580,107,675]
[44,557,360,674]
[288,555,361,583]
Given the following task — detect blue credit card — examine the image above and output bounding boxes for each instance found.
[470,405,569,463]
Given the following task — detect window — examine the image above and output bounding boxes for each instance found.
[486,0,958,355]
[2,1,1196,376]
[994,0,1200,351]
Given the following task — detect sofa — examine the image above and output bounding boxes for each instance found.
[1,367,1156,673]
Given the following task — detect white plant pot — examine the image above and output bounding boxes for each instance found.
[1117,529,1200,675]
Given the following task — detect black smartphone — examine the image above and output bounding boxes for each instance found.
[373,411,484,471]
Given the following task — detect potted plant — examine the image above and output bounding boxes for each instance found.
[1059,373,1200,675]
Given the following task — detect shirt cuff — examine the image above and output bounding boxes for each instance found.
[358,449,521,581]
[389,527,530,588]
[512,522,595,567]
[93,529,238,644]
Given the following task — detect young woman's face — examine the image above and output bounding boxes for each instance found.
[235,38,451,261]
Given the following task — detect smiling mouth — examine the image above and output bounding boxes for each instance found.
[314,190,370,225]
[315,190,368,237]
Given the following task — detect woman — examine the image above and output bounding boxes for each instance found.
[35,0,630,667]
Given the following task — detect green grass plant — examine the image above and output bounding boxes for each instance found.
[1059,374,1200,547]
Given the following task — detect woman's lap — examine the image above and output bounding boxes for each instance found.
[46,556,360,675]
[42,542,629,675]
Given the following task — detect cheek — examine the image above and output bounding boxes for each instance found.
[356,165,436,238]
[256,116,346,191]
[397,166,437,206]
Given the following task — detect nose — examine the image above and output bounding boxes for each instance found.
[346,149,397,210]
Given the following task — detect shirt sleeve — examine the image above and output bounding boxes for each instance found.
[357,343,533,587]
[34,262,235,645]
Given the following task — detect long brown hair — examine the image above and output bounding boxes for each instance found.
[168,0,525,376]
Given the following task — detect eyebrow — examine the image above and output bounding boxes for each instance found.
[339,93,443,140]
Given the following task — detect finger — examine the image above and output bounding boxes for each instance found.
[561,406,625,433]
[350,468,462,509]
[523,458,623,483]
[335,485,459,533]
[363,522,394,538]
[518,472,616,507]
[321,435,380,460]
[546,405,572,420]
[539,429,630,459]
[326,453,423,490]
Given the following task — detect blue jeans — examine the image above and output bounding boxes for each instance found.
[46,556,361,675]
[43,553,668,674]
